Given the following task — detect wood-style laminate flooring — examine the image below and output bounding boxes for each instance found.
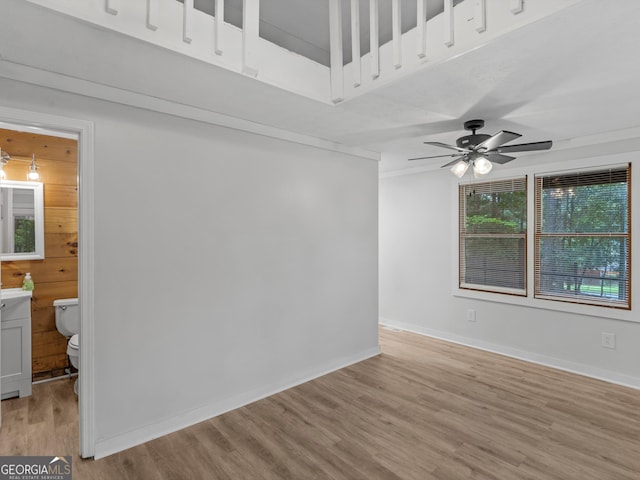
[1,328,639,479]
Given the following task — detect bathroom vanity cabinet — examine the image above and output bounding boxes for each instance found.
[1,289,32,399]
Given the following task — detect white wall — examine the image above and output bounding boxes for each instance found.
[380,155,640,389]
[0,78,379,456]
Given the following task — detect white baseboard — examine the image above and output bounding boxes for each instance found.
[379,319,640,391]
[93,345,381,459]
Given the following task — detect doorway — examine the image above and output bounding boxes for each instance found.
[0,106,95,458]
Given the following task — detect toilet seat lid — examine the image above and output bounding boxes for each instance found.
[69,334,79,349]
[54,298,78,307]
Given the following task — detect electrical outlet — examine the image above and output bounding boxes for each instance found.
[601,332,616,349]
[467,309,476,322]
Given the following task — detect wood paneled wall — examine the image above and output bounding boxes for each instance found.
[1,129,78,380]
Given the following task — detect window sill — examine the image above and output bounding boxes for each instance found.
[453,287,638,323]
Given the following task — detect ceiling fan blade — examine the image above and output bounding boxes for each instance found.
[486,153,516,164]
[408,153,465,161]
[423,141,469,153]
[441,157,468,168]
[495,140,553,153]
[476,130,522,151]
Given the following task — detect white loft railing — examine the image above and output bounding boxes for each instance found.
[327,0,530,103]
[25,0,571,105]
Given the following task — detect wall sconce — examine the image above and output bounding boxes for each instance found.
[0,148,9,180]
[0,149,41,181]
[27,154,40,181]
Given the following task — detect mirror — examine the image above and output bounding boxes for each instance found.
[0,180,44,261]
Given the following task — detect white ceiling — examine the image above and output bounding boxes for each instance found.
[352,0,640,172]
[276,0,640,174]
[3,0,640,176]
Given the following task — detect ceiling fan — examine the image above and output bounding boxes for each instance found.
[409,119,552,178]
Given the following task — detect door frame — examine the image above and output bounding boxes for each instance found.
[0,106,95,458]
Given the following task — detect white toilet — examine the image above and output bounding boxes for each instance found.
[54,298,79,394]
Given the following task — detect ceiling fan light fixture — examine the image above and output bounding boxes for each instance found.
[450,160,469,178]
[473,156,493,177]
[412,119,553,179]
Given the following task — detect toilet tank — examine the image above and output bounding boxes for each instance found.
[54,298,79,337]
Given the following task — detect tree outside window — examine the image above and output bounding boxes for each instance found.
[14,216,36,253]
[535,166,631,309]
[459,178,527,295]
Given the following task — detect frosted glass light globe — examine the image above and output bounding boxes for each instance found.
[473,157,493,176]
[450,160,469,178]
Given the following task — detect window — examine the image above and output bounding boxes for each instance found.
[535,165,631,309]
[459,178,527,295]
[14,216,36,253]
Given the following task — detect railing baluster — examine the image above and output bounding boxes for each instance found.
[369,0,379,78]
[105,0,118,15]
[242,0,260,76]
[329,0,344,102]
[475,0,486,33]
[351,0,362,87]
[183,0,193,43]
[443,0,453,47]
[147,0,159,31]
[510,0,524,14]
[392,0,402,69]
[416,0,427,58]
[215,0,224,55]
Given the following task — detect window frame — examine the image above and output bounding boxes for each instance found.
[533,164,631,310]
[452,157,636,323]
[458,176,528,296]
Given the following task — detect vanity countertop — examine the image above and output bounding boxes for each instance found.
[1,288,33,299]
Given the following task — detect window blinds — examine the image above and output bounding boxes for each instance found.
[459,177,527,294]
[534,165,631,309]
